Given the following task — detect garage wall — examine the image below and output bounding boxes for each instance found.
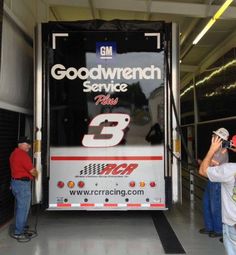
[0,16,33,113]
[0,0,48,226]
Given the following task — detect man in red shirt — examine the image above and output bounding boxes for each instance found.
[10,137,38,241]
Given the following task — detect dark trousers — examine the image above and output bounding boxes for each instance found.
[203,180,222,234]
[11,180,31,235]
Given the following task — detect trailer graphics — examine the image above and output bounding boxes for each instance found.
[34,20,180,210]
[96,41,116,59]
[51,64,161,81]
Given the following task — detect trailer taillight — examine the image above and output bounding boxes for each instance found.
[150,181,156,187]
[129,181,135,187]
[78,181,85,188]
[139,181,145,187]
[67,181,75,188]
[57,181,64,188]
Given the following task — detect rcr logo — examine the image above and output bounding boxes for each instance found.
[51,64,161,80]
[99,163,138,175]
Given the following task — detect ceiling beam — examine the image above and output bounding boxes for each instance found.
[47,0,236,19]
[143,0,152,21]
[199,30,236,73]
[180,64,199,73]
[49,6,60,20]
[180,18,199,46]
[88,0,96,19]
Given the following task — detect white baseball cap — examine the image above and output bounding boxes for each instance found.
[213,128,229,141]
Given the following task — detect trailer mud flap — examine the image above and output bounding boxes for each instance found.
[165,177,172,209]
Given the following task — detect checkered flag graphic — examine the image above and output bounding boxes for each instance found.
[80,164,107,176]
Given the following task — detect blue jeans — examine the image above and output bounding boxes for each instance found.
[11,180,31,235]
[223,224,236,255]
[203,181,222,233]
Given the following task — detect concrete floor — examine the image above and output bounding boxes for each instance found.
[0,201,226,255]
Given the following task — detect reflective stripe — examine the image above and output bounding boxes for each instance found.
[127,203,141,207]
[104,204,118,207]
[57,203,71,207]
[50,203,166,208]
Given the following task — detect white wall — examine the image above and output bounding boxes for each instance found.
[4,0,48,36]
[0,0,48,113]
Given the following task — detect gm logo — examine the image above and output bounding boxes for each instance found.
[96,42,116,60]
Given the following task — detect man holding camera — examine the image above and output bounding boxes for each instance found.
[199,134,236,255]
[199,128,229,238]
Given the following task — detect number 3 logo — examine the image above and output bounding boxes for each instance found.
[82,113,130,147]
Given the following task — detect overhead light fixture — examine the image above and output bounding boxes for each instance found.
[213,0,233,20]
[193,19,216,45]
[192,0,233,45]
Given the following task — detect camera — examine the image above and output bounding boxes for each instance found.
[222,140,232,149]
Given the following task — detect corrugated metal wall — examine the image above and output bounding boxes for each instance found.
[0,109,19,225]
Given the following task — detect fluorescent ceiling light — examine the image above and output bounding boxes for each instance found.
[192,0,233,45]
[214,0,233,20]
[193,19,216,45]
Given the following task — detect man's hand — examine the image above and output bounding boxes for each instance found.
[209,135,222,154]
[199,135,222,177]
[30,168,38,179]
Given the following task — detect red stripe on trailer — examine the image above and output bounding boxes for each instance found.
[127,203,141,207]
[51,156,163,161]
[57,203,71,207]
[150,203,165,207]
[80,203,95,207]
[104,203,118,207]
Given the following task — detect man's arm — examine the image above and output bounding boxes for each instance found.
[199,136,222,177]
[230,147,236,153]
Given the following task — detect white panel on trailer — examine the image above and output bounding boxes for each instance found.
[49,146,165,210]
